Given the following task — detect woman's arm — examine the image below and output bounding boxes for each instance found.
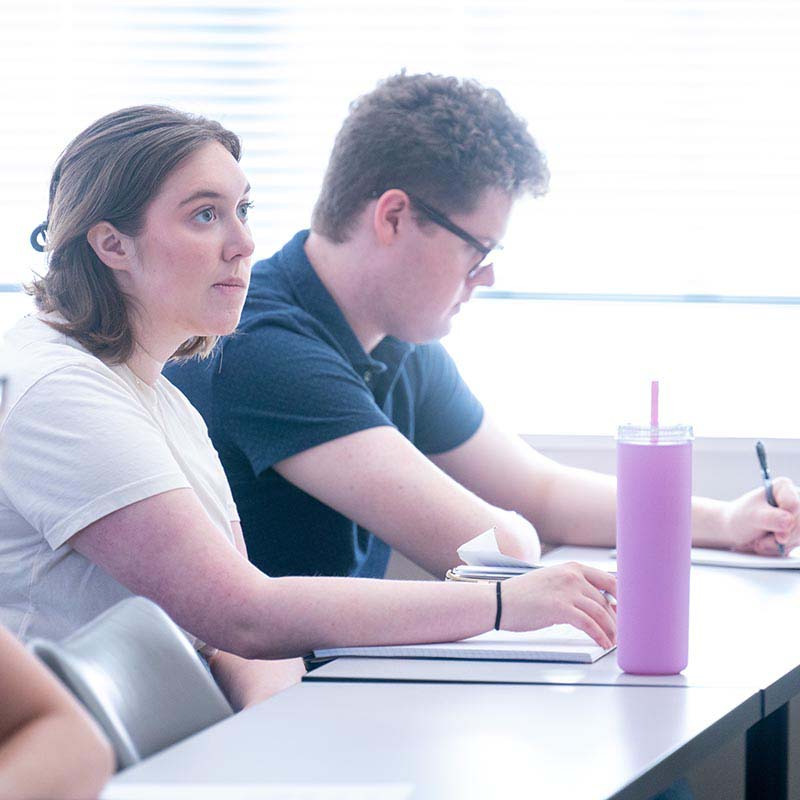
[71,488,617,659]
[207,521,307,709]
[207,650,306,711]
[0,626,114,800]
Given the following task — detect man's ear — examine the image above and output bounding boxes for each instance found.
[86,221,133,272]
[372,189,411,245]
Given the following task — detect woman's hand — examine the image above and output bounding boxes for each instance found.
[502,562,617,649]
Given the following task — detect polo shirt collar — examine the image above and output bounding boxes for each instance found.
[279,230,414,381]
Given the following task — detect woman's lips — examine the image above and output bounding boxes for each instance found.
[212,279,247,295]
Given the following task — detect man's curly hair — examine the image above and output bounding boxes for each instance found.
[311,72,549,243]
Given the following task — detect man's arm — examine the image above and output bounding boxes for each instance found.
[430,415,615,547]
[273,425,541,578]
[430,414,800,554]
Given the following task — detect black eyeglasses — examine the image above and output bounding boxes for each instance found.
[405,193,503,279]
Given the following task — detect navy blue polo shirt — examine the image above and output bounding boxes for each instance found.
[165,230,484,579]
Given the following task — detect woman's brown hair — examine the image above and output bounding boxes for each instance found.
[28,105,241,363]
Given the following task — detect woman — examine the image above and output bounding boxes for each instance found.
[0,106,616,709]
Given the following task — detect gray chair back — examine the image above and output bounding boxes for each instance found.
[29,596,233,769]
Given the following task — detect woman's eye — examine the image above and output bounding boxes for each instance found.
[238,201,254,221]
[194,208,216,223]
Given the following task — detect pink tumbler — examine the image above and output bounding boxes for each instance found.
[616,423,693,674]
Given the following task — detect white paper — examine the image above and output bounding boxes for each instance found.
[457,527,539,568]
[608,547,800,569]
[688,546,800,569]
[102,783,415,800]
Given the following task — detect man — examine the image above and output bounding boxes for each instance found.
[166,72,800,580]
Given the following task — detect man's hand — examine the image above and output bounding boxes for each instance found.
[722,477,800,555]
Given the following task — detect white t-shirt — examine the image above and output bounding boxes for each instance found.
[0,314,240,649]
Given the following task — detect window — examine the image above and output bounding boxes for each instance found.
[3,1,799,436]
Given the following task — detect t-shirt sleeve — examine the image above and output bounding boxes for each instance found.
[407,342,484,455]
[0,365,191,550]
[215,321,394,477]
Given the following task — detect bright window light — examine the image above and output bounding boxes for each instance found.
[2,1,799,436]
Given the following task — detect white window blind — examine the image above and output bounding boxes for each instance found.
[2,1,800,436]
[4,1,800,293]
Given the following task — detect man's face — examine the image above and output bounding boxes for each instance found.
[384,187,513,343]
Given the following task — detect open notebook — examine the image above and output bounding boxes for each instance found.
[313,625,614,664]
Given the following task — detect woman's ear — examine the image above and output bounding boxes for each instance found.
[86,222,133,272]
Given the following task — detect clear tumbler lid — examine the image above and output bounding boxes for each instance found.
[617,424,693,443]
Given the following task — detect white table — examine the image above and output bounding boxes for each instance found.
[105,681,759,800]
[306,560,800,697]
[305,551,800,798]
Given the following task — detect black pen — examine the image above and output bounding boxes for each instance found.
[756,441,785,556]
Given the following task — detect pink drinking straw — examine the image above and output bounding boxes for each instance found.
[650,380,659,443]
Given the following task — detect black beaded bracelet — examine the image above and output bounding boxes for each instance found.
[494,581,503,630]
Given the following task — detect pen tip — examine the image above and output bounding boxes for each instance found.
[756,441,768,471]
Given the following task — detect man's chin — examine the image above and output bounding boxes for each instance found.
[413,321,452,345]
[388,315,454,345]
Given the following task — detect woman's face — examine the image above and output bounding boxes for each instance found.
[124,141,254,348]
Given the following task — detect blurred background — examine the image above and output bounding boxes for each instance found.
[3,0,800,437]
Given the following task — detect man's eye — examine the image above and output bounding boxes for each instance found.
[238,201,254,221]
